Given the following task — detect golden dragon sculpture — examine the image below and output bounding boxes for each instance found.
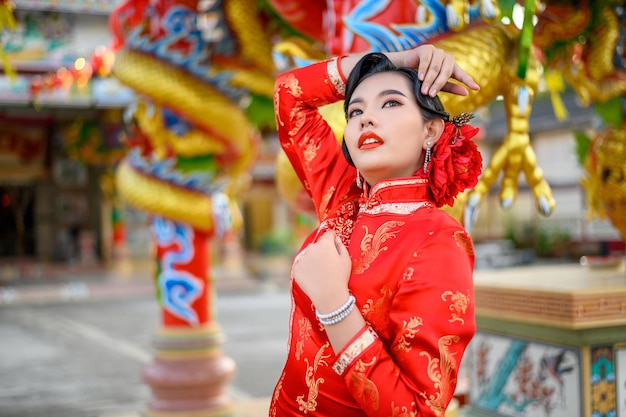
[110,0,276,234]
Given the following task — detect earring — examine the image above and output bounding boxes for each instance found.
[356,169,363,189]
[423,142,432,174]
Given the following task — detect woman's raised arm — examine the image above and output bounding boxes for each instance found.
[339,44,480,98]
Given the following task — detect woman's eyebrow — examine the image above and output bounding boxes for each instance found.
[379,89,406,97]
[348,97,363,106]
[349,89,407,106]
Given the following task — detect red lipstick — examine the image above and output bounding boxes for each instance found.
[358,132,385,149]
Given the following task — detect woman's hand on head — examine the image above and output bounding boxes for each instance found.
[291,230,352,312]
[403,44,480,97]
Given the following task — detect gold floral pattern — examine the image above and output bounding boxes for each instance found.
[441,290,471,325]
[453,230,474,257]
[295,317,313,360]
[274,73,302,129]
[369,178,428,194]
[402,267,415,281]
[319,186,335,219]
[360,201,432,215]
[394,317,424,352]
[326,58,345,96]
[300,133,321,172]
[288,105,307,137]
[362,285,393,331]
[390,401,418,417]
[296,342,333,414]
[333,327,378,375]
[325,216,354,247]
[354,221,405,274]
[283,73,303,97]
[349,358,379,410]
[337,199,358,218]
[269,372,284,417]
[419,335,460,417]
[591,379,616,415]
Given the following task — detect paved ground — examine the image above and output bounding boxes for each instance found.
[0,258,292,417]
[2,254,542,417]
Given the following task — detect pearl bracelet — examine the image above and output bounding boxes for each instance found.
[316,295,356,326]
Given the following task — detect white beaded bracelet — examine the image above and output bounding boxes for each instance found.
[316,295,356,326]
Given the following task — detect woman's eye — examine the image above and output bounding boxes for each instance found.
[348,108,362,118]
[383,100,400,108]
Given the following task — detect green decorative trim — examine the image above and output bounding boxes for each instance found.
[477,315,626,347]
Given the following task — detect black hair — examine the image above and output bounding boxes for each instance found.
[341,52,450,167]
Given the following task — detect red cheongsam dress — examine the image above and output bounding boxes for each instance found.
[270,57,476,417]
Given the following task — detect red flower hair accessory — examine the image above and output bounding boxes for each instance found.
[428,112,483,208]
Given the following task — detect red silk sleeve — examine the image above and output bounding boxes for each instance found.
[336,224,476,417]
[273,58,357,220]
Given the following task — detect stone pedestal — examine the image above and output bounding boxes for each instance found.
[143,325,236,417]
[460,262,626,417]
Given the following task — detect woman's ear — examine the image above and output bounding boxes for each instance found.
[422,118,445,149]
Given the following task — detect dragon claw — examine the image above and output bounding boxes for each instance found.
[464,192,482,232]
[538,196,553,217]
[501,197,513,210]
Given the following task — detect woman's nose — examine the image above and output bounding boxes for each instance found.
[359,112,376,128]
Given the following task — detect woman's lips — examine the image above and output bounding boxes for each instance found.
[358,132,385,149]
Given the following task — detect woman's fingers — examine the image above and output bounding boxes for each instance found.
[419,48,448,96]
[446,62,480,94]
[407,44,433,81]
[334,235,347,256]
[406,45,480,97]
[438,63,481,96]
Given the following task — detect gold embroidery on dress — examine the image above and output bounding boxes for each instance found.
[390,401,418,417]
[348,358,379,410]
[337,199,358,218]
[402,267,414,281]
[273,87,282,128]
[269,373,285,417]
[369,178,427,194]
[288,105,307,137]
[283,73,303,97]
[275,74,303,128]
[332,327,378,375]
[354,221,405,274]
[453,230,475,257]
[296,342,333,414]
[319,186,335,218]
[441,290,471,325]
[296,317,313,360]
[360,201,431,215]
[326,58,346,96]
[325,217,354,247]
[393,316,423,352]
[362,285,393,328]
[419,335,461,417]
[300,133,321,172]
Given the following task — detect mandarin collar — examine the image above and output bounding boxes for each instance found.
[359,176,432,213]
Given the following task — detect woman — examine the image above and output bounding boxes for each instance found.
[271,45,482,417]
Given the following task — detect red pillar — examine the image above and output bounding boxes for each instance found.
[142,216,236,417]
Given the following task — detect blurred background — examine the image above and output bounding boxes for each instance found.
[0,1,623,285]
[1,1,625,417]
